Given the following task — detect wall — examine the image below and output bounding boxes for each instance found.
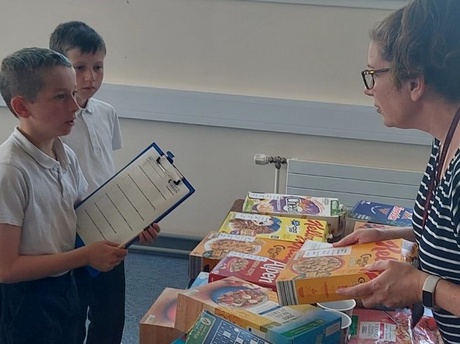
[0,0,430,238]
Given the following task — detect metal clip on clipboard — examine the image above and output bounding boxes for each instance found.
[156,155,182,185]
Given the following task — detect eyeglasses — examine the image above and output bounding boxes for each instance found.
[361,68,390,90]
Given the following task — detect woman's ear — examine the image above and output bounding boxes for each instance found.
[10,96,30,118]
[408,75,425,102]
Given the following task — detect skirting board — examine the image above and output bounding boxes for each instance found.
[129,233,202,258]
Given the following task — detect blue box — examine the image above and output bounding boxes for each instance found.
[263,307,342,344]
[186,311,270,344]
[351,200,413,227]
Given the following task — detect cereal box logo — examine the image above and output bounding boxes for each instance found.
[304,219,326,240]
[259,259,286,284]
[371,240,401,261]
[283,198,321,215]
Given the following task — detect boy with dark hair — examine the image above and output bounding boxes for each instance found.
[0,47,127,344]
[50,21,160,344]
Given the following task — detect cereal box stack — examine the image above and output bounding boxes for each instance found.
[188,231,303,280]
[175,276,342,344]
[242,192,345,237]
[276,239,407,305]
[218,211,330,242]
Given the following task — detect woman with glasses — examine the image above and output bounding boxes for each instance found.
[334,0,460,342]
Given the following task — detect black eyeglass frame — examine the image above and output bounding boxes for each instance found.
[361,68,390,90]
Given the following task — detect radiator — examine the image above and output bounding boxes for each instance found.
[286,159,423,209]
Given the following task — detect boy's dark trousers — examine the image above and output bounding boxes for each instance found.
[74,262,125,344]
[0,272,79,344]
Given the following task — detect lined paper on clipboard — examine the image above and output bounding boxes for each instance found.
[76,142,194,248]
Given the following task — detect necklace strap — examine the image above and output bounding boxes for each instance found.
[422,107,460,228]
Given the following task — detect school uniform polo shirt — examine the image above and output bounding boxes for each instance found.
[61,98,123,197]
[0,128,88,255]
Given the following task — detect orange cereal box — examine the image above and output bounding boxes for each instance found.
[218,211,330,242]
[276,239,405,305]
[188,231,303,280]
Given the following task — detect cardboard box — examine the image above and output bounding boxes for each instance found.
[139,288,185,344]
[350,200,413,227]
[175,276,341,344]
[209,252,286,291]
[242,192,346,237]
[185,310,271,344]
[218,211,330,242]
[188,231,303,280]
[276,239,406,305]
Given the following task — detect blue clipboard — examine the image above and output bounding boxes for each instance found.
[75,142,195,276]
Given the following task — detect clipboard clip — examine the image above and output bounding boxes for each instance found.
[156,155,182,185]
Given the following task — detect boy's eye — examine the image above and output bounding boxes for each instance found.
[56,94,65,99]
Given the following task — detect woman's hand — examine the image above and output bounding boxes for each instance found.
[336,260,427,309]
[333,228,385,247]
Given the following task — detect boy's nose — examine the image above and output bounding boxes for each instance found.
[85,69,96,81]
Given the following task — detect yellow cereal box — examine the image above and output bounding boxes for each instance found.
[276,239,405,305]
[188,231,303,280]
[218,211,330,243]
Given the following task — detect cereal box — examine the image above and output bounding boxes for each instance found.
[350,200,413,227]
[218,211,330,242]
[139,288,185,344]
[242,192,345,237]
[208,252,287,291]
[185,310,270,344]
[276,239,406,305]
[188,231,303,280]
[175,276,341,344]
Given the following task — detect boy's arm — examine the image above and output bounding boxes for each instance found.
[0,223,127,283]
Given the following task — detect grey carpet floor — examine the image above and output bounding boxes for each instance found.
[122,252,189,344]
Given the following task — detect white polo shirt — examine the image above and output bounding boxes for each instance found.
[61,98,123,198]
[0,128,88,255]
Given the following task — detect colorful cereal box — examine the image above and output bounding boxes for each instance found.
[350,200,413,227]
[276,239,406,305]
[188,231,303,280]
[242,192,345,237]
[139,288,185,344]
[176,276,341,344]
[208,252,286,291]
[218,211,330,242]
